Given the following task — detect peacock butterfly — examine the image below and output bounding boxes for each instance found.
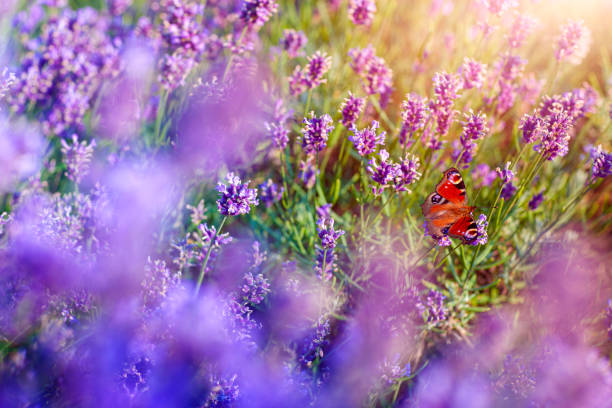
[421,167,479,243]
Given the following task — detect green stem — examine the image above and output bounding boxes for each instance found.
[194,216,228,297]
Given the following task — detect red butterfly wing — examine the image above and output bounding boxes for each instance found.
[435,168,467,205]
[448,215,478,242]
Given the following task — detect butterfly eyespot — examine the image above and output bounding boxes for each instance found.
[464,229,478,240]
[441,226,450,235]
[431,193,442,203]
[448,172,462,185]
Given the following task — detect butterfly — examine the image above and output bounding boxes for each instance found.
[421,167,479,243]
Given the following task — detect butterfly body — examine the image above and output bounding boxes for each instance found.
[421,168,478,243]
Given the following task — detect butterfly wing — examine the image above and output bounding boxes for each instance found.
[422,168,475,241]
[447,215,479,243]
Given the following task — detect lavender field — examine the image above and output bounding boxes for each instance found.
[0,0,611,406]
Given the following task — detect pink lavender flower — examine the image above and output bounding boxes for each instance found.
[394,154,421,192]
[482,0,517,15]
[473,163,497,187]
[348,45,375,76]
[460,58,486,90]
[535,105,573,160]
[496,53,526,82]
[348,0,376,26]
[399,93,428,146]
[528,192,544,210]
[266,122,289,149]
[240,0,279,30]
[417,289,447,323]
[339,92,365,127]
[348,46,392,96]
[367,150,398,196]
[299,158,317,189]
[301,112,334,155]
[280,29,307,58]
[429,72,462,136]
[258,179,284,207]
[315,217,344,281]
[519,112,542,144]
[469,214,489,246]
[304,51,332,88]
[288,66,307,96]
[349,120,386,156]
[496,81,517,114]
[60,134,96,184]
[555,20,591,65]
[216,172,259,216]
[496,161,514,184]
[590,145,612,179]
[456,111,488,168]
[507,13,537,48]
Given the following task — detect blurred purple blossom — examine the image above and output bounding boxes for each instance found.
[460,58,486,90]
[501,182,517,200]
[483,0,517,15]
[108,0,132,16]
[429,71,462,136]
[496,161,514,184]
[280,29,307,58]
[473,163,498,187]
[301,111,334,155]
[258,178,284,207]
[348,0,376,26]
[590,145,612,179]
[519,112,542,144]
[399,93,428,146]
[349,120,386,156]
[348,45,392,96]
[0,117,44,193]
[455,110,488,168]
[534,104,573,160]
[216,172,259,216]
[555,20,591,65]
[60,134,96,184]
[417,289,447,323]
[528,192,544,210]
[241,0,279,31]
[507,13,537,48]
[315,216,344,281]
[339,92,365,127]
[299,158,318,189]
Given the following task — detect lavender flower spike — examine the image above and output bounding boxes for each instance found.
[315,216,345,281]
[216,172,259,216]
[394,154,421,192]
[348,0,376,26]
[496,161,514,184]
[301,112,334,155]
[61,134,96,184]
[241,0,279,30]
[349,120,386,156]
[590,145,612,179]
[555,20,591,65]
[339,92,365,127]
[367,149,397,196]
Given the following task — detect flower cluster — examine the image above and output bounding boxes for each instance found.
[349,120,386,156]
[417,289,447,323]
[555,20,591,65]
[348,0,377,26]
[281,29,308,58]
[348,45,393,96]
[60,134,96,184]
[216,173,259,216]
[301,111,335,155]
[11,6,121,136]
[315,216,345,281]
[454,111,488,168]
[289,51,332,95]
[528,192,544,210]
[258,179,284,207]
[399,93,428,147]
[339,92,365,127]
[460,58,486,90]
[590,145,612,179]
[429,71,462,137]
[241,0,279,31]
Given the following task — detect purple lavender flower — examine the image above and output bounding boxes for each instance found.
[429,72,462,136]
[535,105,573,160]
[60,134,96,184]
[266,121,289,149]
[258,179,284,207]
[456,111,488,168]
[501,182,517,200]
[159,51,196,91]
[348,0,376,26]
[297,317,330,366]
[308,54,332,89]
[590,145,612,179]
[349,120,386,156]
[280,29,308,58]
[496,162,514,184]
[468,214,489,246]
[142,258,181,312]
[241,272,270,304]
[301,112,334,155]
[528,192,544,210]
[417,289,447,323]
[288,65,307,96]
[399,93,428,146]
[394,154,421,193]
[380,354,411,385]
[316,204,332,219]
[367,150,397,196]
[507,13,537,48]
[606,299,612,339]
[0,69,16,108]
[339,92,365,127]
[240,0,279,30]
[198,223,233,273]
[216,172,259,216]
[348,45,375,76]
[205,374,240,407]
[519,112,542,144]
[460,58,486,90]
[315,217,344,281]
[555,20,591,64]
[473,163,497,187]
[483,0,517,15]
[0,117,44,192]
[363,55,393,96]
[299,158,318,189]
[250,241,267,270]
[108,0,132,15]
[496,53,526,83]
